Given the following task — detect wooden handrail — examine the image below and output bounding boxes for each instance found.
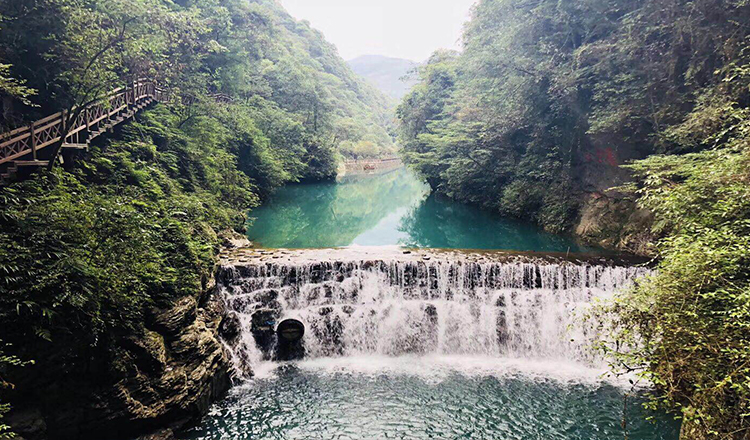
[0,79,166,166]
[343,157,402,165]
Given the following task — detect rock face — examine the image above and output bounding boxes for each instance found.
[569,133,657,255]
[6,279,232,440]
[218,312,242,343]
[575,193,655,256]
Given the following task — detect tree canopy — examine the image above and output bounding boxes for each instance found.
[0,0,396,435]
[398,0,750,235]
[398,0,750,437]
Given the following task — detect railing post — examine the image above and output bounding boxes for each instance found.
[61,109,67,143]
[29,121,37,161]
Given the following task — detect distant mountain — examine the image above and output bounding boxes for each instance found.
[348,55,419,101]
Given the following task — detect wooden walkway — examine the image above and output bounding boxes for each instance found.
[341,157,402,175]
[0,79,166,183]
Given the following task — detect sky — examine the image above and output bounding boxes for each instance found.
[279,0,477,62]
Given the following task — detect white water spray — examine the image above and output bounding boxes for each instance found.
[217,255,649,378]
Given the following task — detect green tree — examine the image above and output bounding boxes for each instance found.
[0,342,31,440]
[0,0,397,434]
[397,0,750,235]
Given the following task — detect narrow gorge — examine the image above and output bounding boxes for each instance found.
[1,0,748,437]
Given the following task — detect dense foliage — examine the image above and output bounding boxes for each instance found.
[0,0,395,167]
[0,106,255,341]
[397,0,750,235]
[397,0,750,437]
[602,56,750,439]
[0,0,395,434]
[0,342,30,440]
[0,106,259,435]
[0,0,396,341]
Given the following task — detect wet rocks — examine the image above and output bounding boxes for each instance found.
[147,296,198,337]
[311,313,344,356]
[496,310,509,344]
[219,312,242,342]
[137,429,176,440]
[217,248,651,383]
[8,281,233,440]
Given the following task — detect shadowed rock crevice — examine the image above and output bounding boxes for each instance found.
[6,280,232,440]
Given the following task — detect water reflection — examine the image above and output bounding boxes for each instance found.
[248,168,428,248]
[248,168,597,252]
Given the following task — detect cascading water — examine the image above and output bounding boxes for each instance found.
[178,249,680,440]
[217,251,650,378]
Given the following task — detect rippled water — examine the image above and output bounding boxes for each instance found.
[200,168,674,440]
[178,357,679,440]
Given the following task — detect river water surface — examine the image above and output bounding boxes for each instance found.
[248,168,599,252]
[181,358,678,440]
[177,168,679,440]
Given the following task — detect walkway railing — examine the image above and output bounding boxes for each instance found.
[0,79,166,170]
[342,157,401,166]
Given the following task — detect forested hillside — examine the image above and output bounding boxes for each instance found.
[0,0,395,173]
[397,0,750,438]
[399,0,748,247]
[0,0,395,437]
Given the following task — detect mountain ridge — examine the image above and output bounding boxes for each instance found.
[348,54,419,100]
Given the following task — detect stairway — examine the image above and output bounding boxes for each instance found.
[0,142,92,182]
[0,84,161,185]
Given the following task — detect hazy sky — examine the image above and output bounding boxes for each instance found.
[280,0,477,62]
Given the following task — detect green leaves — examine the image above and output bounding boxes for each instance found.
[0,341,31,440]
[0,104,253,344]
[0,64,36,108]
[398,1,750,436]
[605,120,750,438]
[0,0,397,434]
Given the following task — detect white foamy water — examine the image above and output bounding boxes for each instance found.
[217,256,650,384]
[244,355,629,387]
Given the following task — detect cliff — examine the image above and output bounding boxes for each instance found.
[6,277,231,440]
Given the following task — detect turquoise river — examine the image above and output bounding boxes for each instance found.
[247,167,600,252]
[175,167,679,440]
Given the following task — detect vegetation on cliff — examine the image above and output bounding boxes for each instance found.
[397,0,750,236]
[603,66,750,439]
[0,0,395,167]
[397,0,750,437]
[0,0,395,436]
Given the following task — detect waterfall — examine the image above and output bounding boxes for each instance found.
[217,255,650,377]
